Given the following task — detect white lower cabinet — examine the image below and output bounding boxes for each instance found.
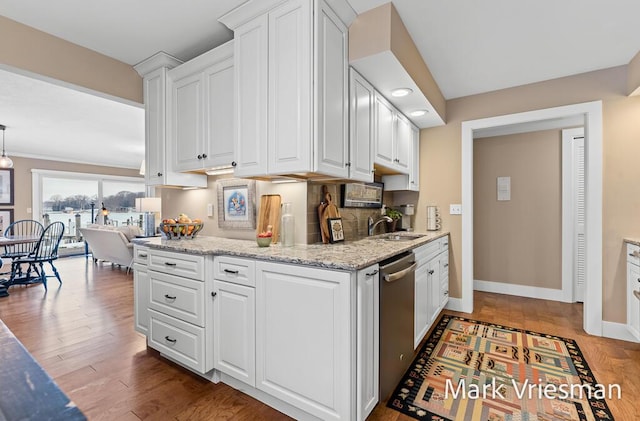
[133,263,150,335]
[414,236,450,349]
[256,261,353,421]
[213,279,256,387]
[356,264,379,421]
[627,243,640,340]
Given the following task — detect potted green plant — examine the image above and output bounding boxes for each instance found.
[385,208,402,232]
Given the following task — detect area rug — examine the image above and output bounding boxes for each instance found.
[387,314,616,420]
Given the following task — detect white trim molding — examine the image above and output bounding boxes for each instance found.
[461,100,603,337]
[602,322,640,343]
[474,280,571,303]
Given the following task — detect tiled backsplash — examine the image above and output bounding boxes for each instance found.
[306,182,394,244]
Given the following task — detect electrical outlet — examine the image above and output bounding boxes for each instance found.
[26,208,32,214]
[450,204,462,215]
[207,203,213,217]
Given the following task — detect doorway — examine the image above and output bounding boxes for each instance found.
[458,101,603,336]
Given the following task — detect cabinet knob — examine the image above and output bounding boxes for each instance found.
[157,172,163,177]
[428,269,435,275]
[202,153,207,159]
[231,161,237,167]
[164,336,177,344]
[444,263,449,268]
[411,181,415,184]
[345,162,351,167]
[211,292,217,298]
[197,154,202,159]
[371,168,376,173]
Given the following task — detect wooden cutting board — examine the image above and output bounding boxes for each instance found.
[318,186,340,244]
[256,194,281,243]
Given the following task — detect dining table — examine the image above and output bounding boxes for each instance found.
[0,235,40,297]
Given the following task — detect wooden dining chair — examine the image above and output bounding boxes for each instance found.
[9,222,65,291]
[1,220,44,277]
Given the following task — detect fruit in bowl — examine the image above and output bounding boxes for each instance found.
[256,227,273,247]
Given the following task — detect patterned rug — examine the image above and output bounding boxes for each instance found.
[387,314,615,420]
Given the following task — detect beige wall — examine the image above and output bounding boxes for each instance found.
[10,156,141,222]
[419,65,640,323]
[627,50,640,96]
[0,15,142,103]
[473,130,562,289]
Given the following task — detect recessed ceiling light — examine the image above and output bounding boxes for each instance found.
[391,88,413,97]
[410,110,428,117]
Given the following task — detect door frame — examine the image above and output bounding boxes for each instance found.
[459,101,603,336]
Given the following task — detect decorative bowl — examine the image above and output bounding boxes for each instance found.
[159,222,204,240]
[256,236,272,247]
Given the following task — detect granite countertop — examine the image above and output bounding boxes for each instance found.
[625,238,640,247]
[0,320,86,421]
[134,231,449,271]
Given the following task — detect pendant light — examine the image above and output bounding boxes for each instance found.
[0,125,14,169]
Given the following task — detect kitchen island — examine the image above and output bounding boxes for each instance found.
[133,231,449,421]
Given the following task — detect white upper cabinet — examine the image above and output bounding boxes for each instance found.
[374,93,395,168]
[220,0,355,179]
[134,53,207,188]
[395,112,411,172]
[382,123,420,191]
[169,41,235,172]
[349,68,374,182]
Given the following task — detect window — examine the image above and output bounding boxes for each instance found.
[32,169,145,255]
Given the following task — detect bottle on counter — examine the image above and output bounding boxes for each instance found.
[281,202,295,247]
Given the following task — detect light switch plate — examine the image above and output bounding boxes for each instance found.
[207,203,214,217]
[450,204,462,215]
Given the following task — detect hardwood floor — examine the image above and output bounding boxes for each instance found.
[0,257,638,420]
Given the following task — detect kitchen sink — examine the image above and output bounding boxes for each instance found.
[379,234,426,242]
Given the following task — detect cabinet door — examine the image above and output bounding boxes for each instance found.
[414,263,429,349]
[204,59,235,168]
[315,0,349,178]
[349,69,374,182]
[213,280,256,387]
[172,72,204,171]
[374,93,395,168]
[627,263,640,340]
[144,68,168,186]
[268,0,312,174]
[357,265,379,421]
[395,113,411,172]
[428,259,441,325]
[256,261,352,421]
[133,264,150,335]
[409,124,420,191]
[234,16,269,177]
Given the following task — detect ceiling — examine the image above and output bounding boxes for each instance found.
[1,0,640,169]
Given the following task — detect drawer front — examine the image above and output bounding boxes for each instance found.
[134,246,150,265]
[214,256,255,287]
[439,251,449,281]
[148,309,206,373]
[149,272,204,326]
[440,277,449,306]
[148,249,205,280]
[439,235,450,250]
[414,240,440,267]
[627,243,640,266]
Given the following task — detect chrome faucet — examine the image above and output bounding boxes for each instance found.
[368,215,392,236]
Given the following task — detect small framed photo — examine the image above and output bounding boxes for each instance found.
[217,178,256,230]
[0,168,14,206]
[327,217,344,243]
[0,209,14,234]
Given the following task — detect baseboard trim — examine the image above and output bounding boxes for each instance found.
[474,279,569,302]
[602,321,640,343]
[445,297,466,312]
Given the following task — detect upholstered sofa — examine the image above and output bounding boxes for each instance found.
[79,224,141,269]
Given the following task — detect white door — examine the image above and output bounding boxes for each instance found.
[562,127,585,302]
[349,68,374,182]
[204,59,235,168]
[172,72,203,171]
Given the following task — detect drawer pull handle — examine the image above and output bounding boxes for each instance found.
[634,290,640,301]
[223,269,239,275]
[164,294,176,300]
[444,290,449,295]
[365,270,379,277]
[428,269,435,275]
[444,263,449,268]
[443,242,449,246]
[139,253,148,258]
[164,336,177,344]
[164,262,177,267]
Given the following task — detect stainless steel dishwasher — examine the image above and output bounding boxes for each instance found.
[379,250,417,401]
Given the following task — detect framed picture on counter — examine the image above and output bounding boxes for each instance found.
[327,217,344,243]
[0,168,14,206]
[217,178,256,230]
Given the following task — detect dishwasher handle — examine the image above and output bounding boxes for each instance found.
[384,262,417,283]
